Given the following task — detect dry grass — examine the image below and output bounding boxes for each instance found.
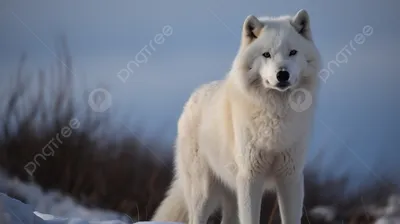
[0,42,172,220]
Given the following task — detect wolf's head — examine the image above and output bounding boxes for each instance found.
[232,9,321,94]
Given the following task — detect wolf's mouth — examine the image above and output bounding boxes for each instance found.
[272,81,293,92]
[263,80,292,92]
[276,82,291,89]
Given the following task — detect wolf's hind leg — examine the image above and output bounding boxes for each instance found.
[220,186,239,224]
[184,174,219,224]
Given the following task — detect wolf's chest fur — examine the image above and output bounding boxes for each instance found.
[243,101,295,151]
[234,100,308,179]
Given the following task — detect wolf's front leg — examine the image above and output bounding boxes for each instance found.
[276,174,304,224]
[236,174,263,224]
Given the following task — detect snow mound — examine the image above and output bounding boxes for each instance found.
[0,170,137,223]
[0,193,130,224]
[0,171,184,223]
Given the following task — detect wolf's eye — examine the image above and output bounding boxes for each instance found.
[262,52,271,58]
[289,50,298,56]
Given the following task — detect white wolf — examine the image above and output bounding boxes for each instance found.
[152,9,321,224]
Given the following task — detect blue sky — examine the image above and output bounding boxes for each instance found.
[0,0,399,189]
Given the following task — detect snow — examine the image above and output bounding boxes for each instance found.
[309,205,336,222]
[308,195,400,224]
[0,193,132,224]
[373,195,400,224]
[0,172,135,223]
[0,170,185,224]
[2,170,399,224]
[0,171,183,224]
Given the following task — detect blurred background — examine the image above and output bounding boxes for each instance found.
[0,0,399,223]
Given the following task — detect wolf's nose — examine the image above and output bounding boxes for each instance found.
[277,71,290,82]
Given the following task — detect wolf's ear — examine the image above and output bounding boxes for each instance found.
[241,15,263,46]
[291,9,312,40]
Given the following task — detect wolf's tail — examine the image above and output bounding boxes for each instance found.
[151,179,188,223]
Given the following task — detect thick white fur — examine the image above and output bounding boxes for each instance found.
[152,9,321,224]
